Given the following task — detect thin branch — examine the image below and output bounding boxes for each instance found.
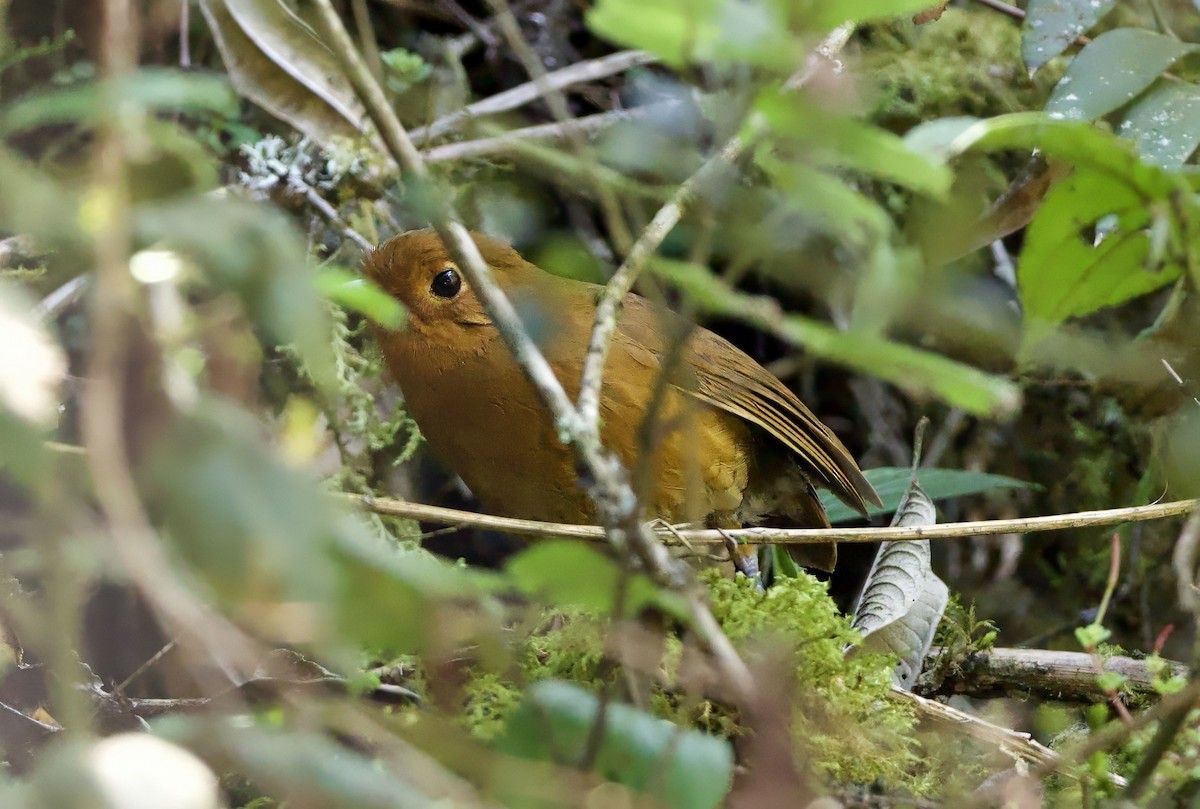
[483,0,634,251]
[421,103,678,163]
[923,646,1188,704]
[411,49,657,142]
[575,23,855,430]
[346,493,1200,545]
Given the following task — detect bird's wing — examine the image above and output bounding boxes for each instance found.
[615,294,881,516]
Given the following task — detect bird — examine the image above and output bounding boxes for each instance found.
[363,229,880,572]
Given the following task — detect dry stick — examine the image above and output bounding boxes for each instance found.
[411,49,657,142]
[483,0,634,251]
[348,493,1200,545]
[422,103,679,163]
[307,0,759,702]
[927,647,1188,704]
[575,22,856,430]
[82,0,260,686]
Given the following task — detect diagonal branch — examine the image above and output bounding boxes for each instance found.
[574,23,856,430]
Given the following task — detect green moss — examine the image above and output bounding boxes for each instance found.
[860,8,1059,129]
[457,571,944,795]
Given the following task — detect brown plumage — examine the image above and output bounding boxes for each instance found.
[364,229,880,571]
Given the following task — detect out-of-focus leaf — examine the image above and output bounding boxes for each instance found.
[0,70,237,135]
[333,526,501,655]
[142,400,347,608]
[651,258,1022,416]
[498,680,733,809]
[588,0,935,70]
[1118,80,1200,168]
[820,466,1035,524]
[507,541,687,619]
[315,267,405,328]
[1045,30,1197,122]
[851,482,948,690]
[757,90,953,198]
[1022,0,1117,73]
[135,197,336,389]
[198,0,387,161]
[0,148,82,246]
[1018,169,1182,340]
[907,113,1186,198]
[164,721,442,808]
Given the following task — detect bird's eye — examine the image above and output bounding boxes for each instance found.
[431,267,462,298]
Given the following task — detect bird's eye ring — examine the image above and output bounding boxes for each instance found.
[431,267,462,298]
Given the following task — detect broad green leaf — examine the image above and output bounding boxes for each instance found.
[315,267,406,328]
[908,113,1183,198]
[651,258,1022,416]
[757,90,952,198]
[809,0,949,29]
[498,680,733,809]
[587,0,788,70]
[586,0,717,69]
[1017,169,1182,339]
[0,70,237,135]
[820,466,1035,524]
[333,525,502,654]
[1117,80,1200,168]
[1046,29,1198,122]
[1022,0,1118,72]
[163,721,437,808]
[142,400,350,605]
[507,541,688,619]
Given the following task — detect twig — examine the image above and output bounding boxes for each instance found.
[483,0,633,251]
[971,0,1025,20]
[345,492,1200,545]
[410,49,656,142]
[300,182,373,252]
[421,103,678,163]
[576,21,856,431]
[924,646,1187,703]
[893,689,1067,773]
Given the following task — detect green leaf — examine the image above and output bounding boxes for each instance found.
[135,197,336,389]
[809,0,949,29]
[1117,80,1200,168]
[497,680,733,809]
[1045,29,1198,122]
[1022,0,1118,73]
[651,258,1022,416]
[315,266,405,328]
[820,467,1036,524]
[587,0,794,70]
[0,69,238,135]
[507,541,687,619]
[1074,622,1111,648]
[142,400,347,604]
[1017,169,1182,339]
[333,526,501,654]
[587,0,723,69]
[1095,671,1128,693]
[756,90,952,197]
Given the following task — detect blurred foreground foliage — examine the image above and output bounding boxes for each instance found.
[0,0,1199,806]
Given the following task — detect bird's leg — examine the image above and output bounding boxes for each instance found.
[717,527,763,591]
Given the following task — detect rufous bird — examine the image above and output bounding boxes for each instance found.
[365,230,880,572]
